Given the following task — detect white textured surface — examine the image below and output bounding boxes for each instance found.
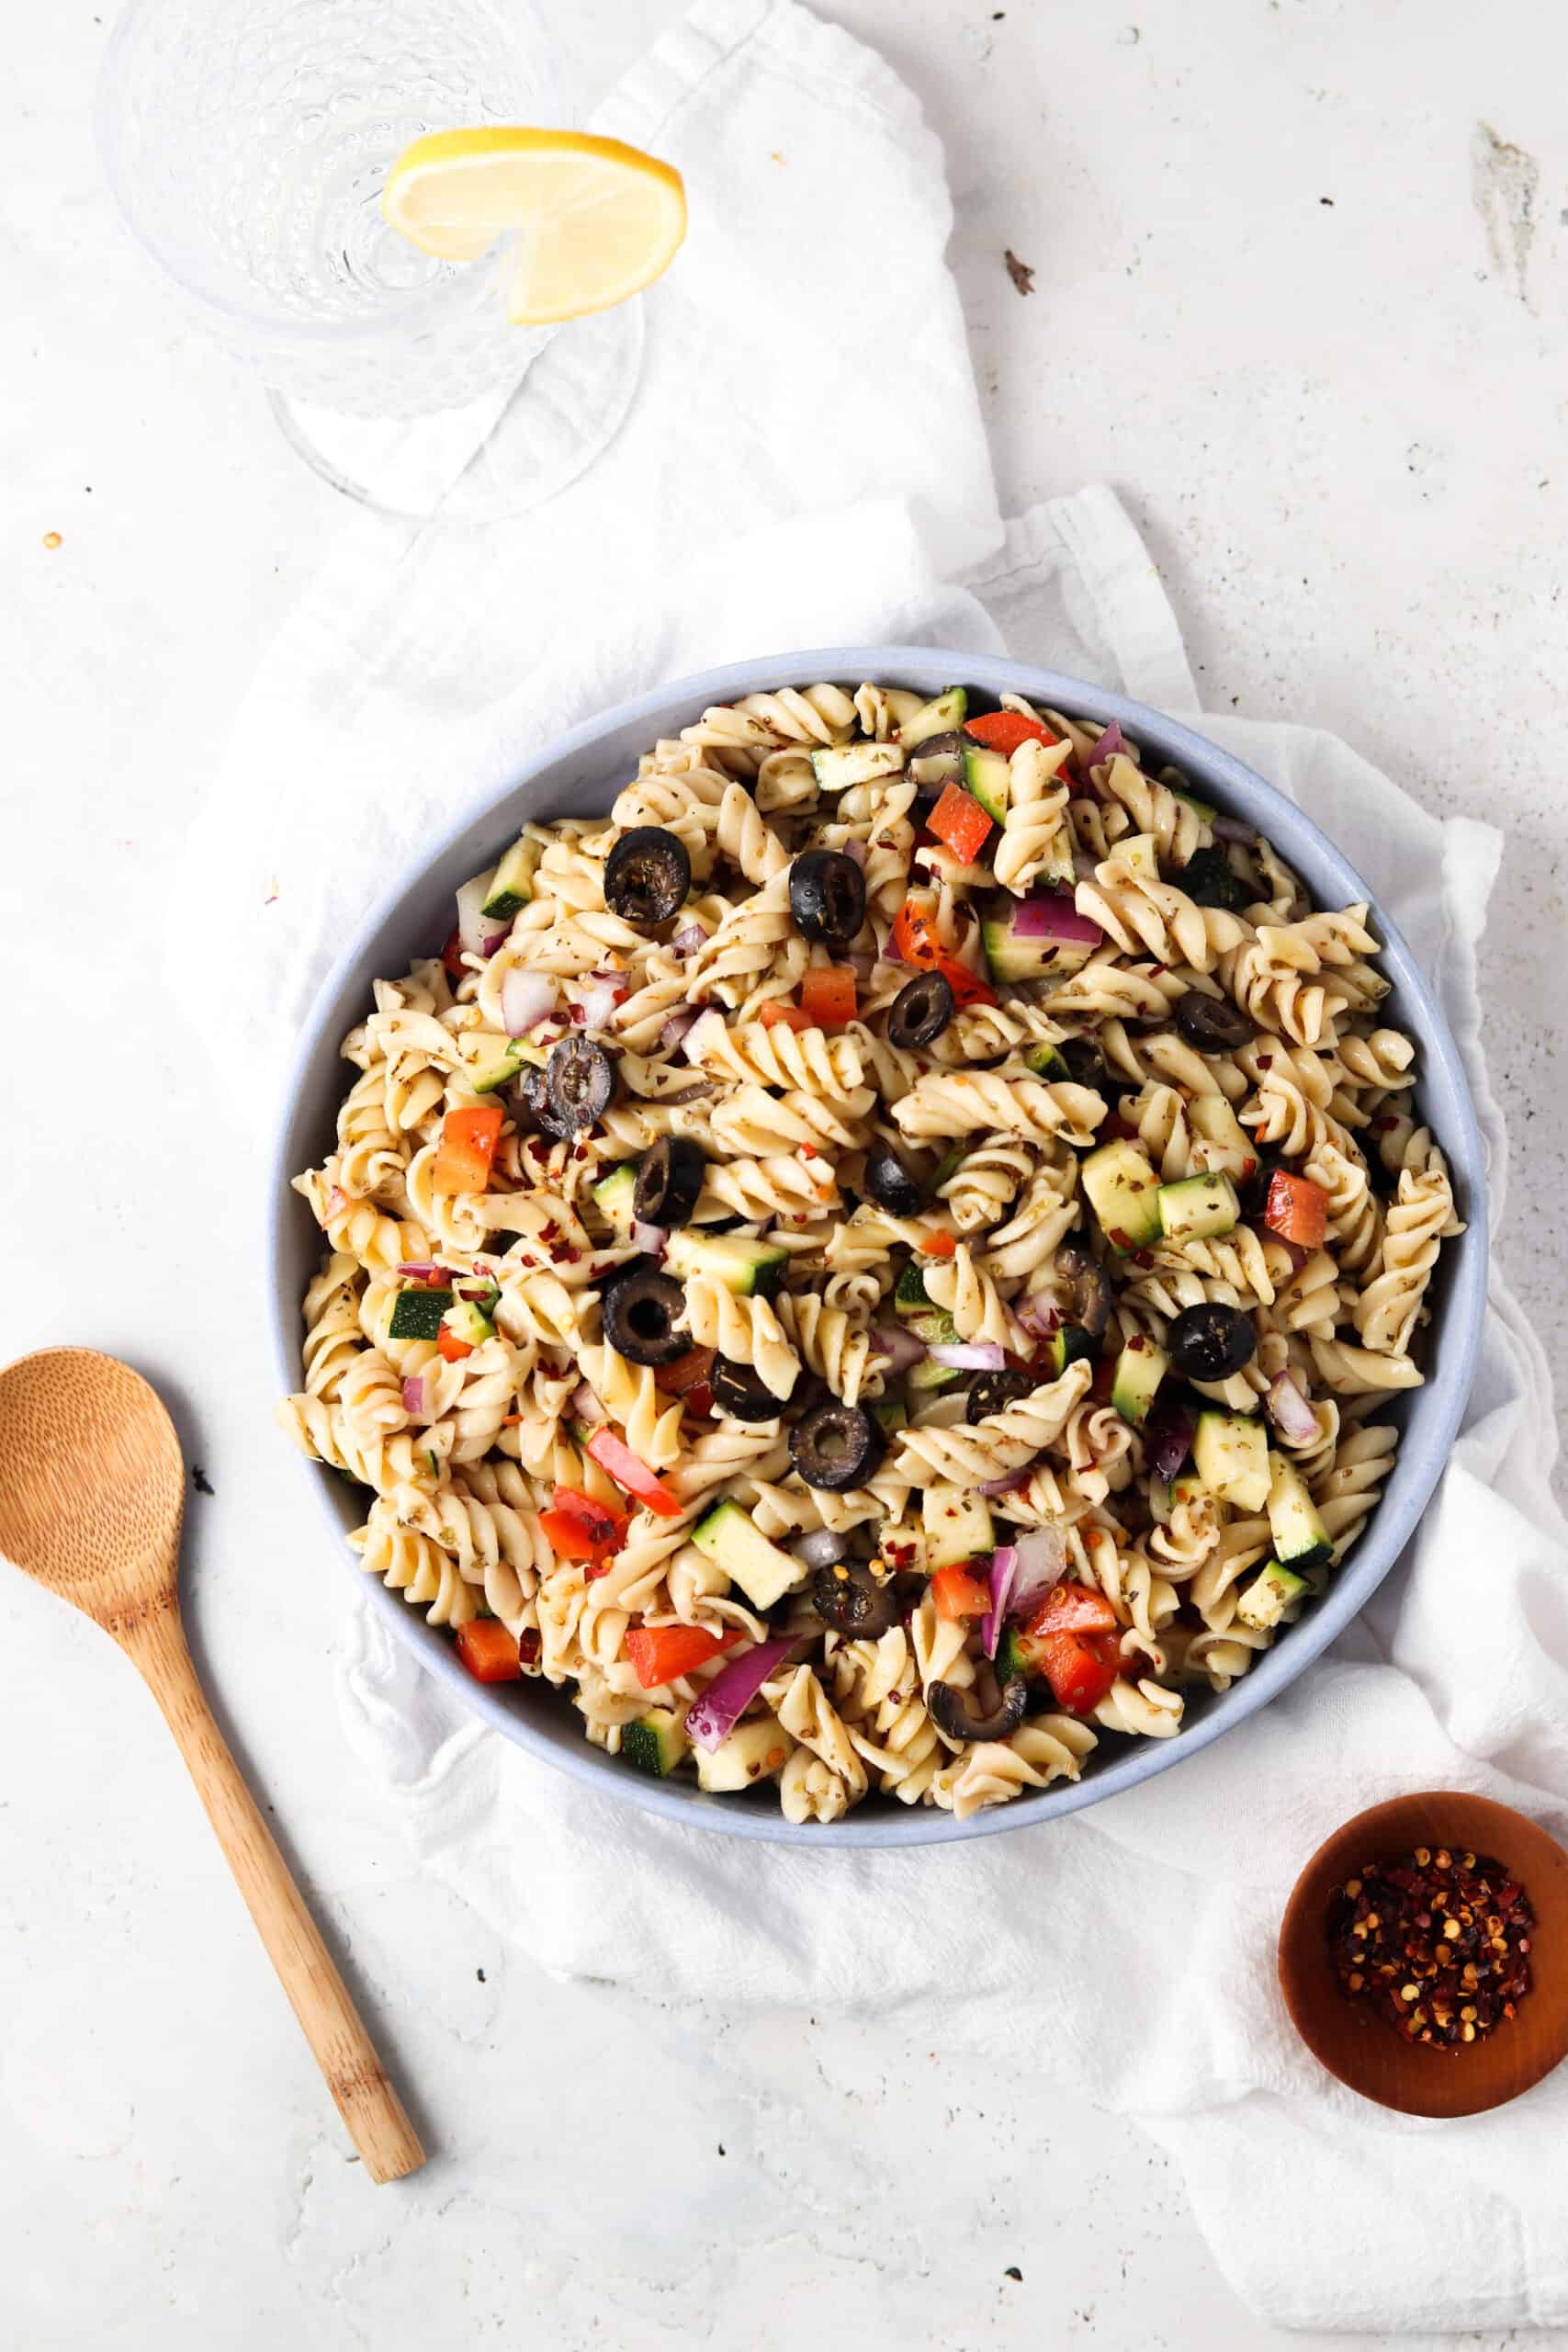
[2,3,1566,2347]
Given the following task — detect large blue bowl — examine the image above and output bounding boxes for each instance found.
[267,650,1487,1847]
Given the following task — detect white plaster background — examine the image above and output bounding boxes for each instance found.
[3,2,1566,2346]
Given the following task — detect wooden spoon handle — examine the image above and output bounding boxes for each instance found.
[126,1603,425,2184]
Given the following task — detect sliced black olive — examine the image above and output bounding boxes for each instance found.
[604,826,691,925]
[905,730,968,790]
[602,1267,689,1366]
[546,1036,615,1132]
[1174,989,1253,1052]
[928,1674,1029,1744]
[789,1400,885,1490]
[809,1561,899,1636]
[711,1355,786,1420]
[887,969,955,1051]
[1168,1302,1258,1382]
[513,1063,569,1138]
[788,849,866,945]
[1055,1243,1113,1340]
[863,1140,928,1217]
[633,1134,706,1227]
[1179,845,1247,913]
[965,1368,1035,1423]
[1057,1036,1111,1093]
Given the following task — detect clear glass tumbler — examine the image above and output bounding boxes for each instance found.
[96,0,643,514]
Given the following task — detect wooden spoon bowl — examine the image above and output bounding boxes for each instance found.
[0,1349,424,2181]
[1279,1791,1568,2119]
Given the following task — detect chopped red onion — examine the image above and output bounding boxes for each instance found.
[501,970,556,1036]
[1212,814,1258,845]
[671,922,707,958]
[456,875,495,960]
[1011,890,1104,948]
[684,1636,799,1751]
[1008,1526,1066,1618]
[1145,1403,1195,1482]
[1268,1371,1319,1444]
[1082,720,1124,775]
[659,1005,701,1052]
[792,1527,847,1570]
[927,1340,1007,1372]
[848,949,877,978]
[400,1375,427,1418]
[1014,1295,1062,1341]
[573,974,626,1033]
[570,1379,607,1426]
[981,1545,1019,1658]
[841,836,867,868]
[632,1219,668,1258]
[682,1009,723,1065]
[395,1261,444,1283]
[979,1467,1032,1498]
[481,928,509,957]
[871,1322,928,1374]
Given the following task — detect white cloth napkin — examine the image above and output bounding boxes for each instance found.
[174,0,1568,2330]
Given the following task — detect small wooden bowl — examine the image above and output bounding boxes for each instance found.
[1279,1791,1568,2119]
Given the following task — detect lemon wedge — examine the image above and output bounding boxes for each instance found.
[383,127,686,324]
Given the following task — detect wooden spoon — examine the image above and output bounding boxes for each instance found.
[0,1348,425,2183]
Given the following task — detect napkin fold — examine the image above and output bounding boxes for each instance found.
[175,0,1568,2330]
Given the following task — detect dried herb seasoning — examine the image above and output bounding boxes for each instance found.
[1327,1845,1534,2050]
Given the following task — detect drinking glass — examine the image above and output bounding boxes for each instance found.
[96,0,643,514]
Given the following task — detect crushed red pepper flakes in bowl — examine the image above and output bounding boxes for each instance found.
[1327,1847,1534,2051]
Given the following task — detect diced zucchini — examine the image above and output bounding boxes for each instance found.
[1179,846,1247,911]
[962,742,1010,824]
[666,1228,789,1299]
[894,1261,934,1316]
[622,1705,688,1779]
[1267,1453,1334,1580]
[1235,1562,1309,1631]
[1110,1335,1168,1425]
[871,1396,908,1433]
[1192,1410,1271,1511]
[1188,1095,1258,1182]
[1081,1140,1163,1249]
[480,839,536,921]
[907,1354,963,1393]
[931,1146,968,1190]
[1048,1322,1095,1376]
[694,1716,793,1792]
[809,741,906,790]
[387,1286,455,1341]
[470,1040,525,1095]
[1170,785,1219,824]
[691,1499,801,1611]
[1157,1170,1240,1244]
[995,1625,1037,1683]
[907,1306,963,1390]
[898,688,967,745]
[1024,1043,1071,1081]
[443,1297,496,1348]
[592,1163,639,1238]
[921,1483,995,1571]
[980,904,1096,986]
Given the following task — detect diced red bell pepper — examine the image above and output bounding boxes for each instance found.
[1033,1626,1120,1714]
[1029,1580,1120,1637]
[441,925,467,980]
[919,1228,957,1258]
[550,1486,627,1548]
[930,1565,993,1621]
[890,897,998,1009]
[759,1000,813,1031]
[585,1426,684,1517]
[433,1103,504,1195]
[455,1620,524,1683]
[539,1510,600,1562]
[801,965,857,1029]
[964,710,1059,755]
[626,1622,744,1690]
[1264,1169,1328,1250]
[437,1323,475,1363]
[654,1345,716,1396]
[927,781,995,865]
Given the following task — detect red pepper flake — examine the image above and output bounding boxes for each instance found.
[518,1629,542,1665]
[1327,1847,1534,2050]
[1108,1227,1133,1251]
[1131,1249,1154,1269]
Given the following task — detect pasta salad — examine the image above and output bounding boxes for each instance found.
[278,681,1463,1824]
